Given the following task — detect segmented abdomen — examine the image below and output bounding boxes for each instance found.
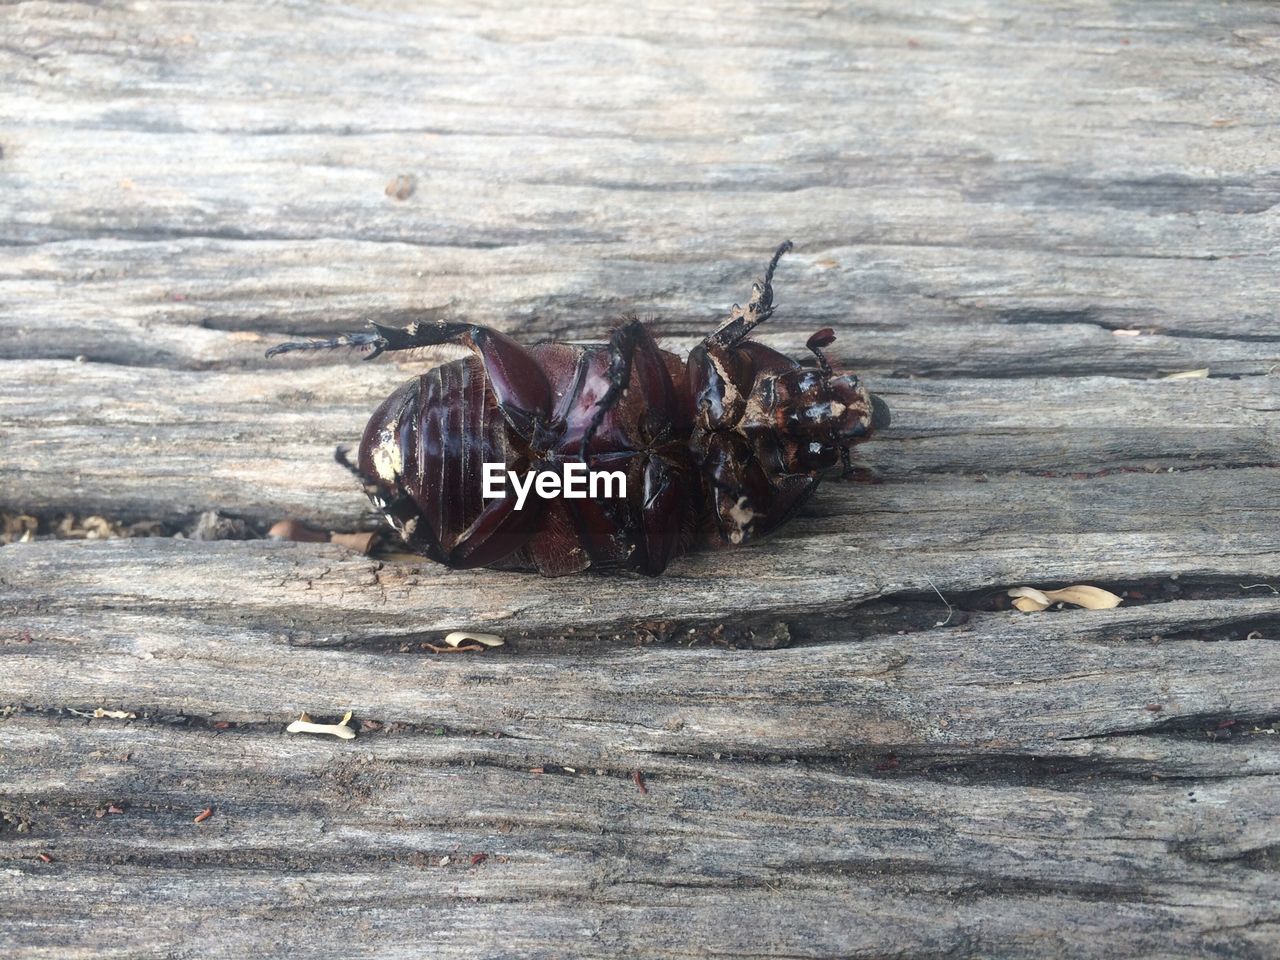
[359,357,517,555]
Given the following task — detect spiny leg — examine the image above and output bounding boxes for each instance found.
[837,447,857,478]
[332,444,446,559]
[265,331,385,359]
[708,240,793,350]
[577,318,649,461]
[269,320,553,442]
[334,444,365,481]
[803,328,854,475]
[332,444,385,524]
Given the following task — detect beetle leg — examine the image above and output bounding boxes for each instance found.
[838,462,883,484]
[706,240,793,350]
[271,321,554,443]
[576,318,648,461]
[265,331,387,359]
[635,455,686,575]
[372,322,554,439]
[838,445,855,478]
[330,444,450,561]
[805,327,837,376]
[333,444,365,480]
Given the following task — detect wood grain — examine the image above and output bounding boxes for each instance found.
[2,1,1278,957]
[3,360,1276,527]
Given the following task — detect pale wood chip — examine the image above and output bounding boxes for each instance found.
[285,710,356,740]
[268,519,330,543]
[443,631,505,648]
[330,531,379,554]
[1008,584,1123,612]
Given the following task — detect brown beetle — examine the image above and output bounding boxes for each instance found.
[267,242,888,576]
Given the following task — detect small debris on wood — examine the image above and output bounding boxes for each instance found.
[189,511,252,541]
[422,642,485,653]
[439,855,451,866]
[924,576,954,627]
[95,803,126,818]
[37,852,53,864]
[1007,585,1123,612]
[443,631,505,648]
[1207,719,1237,741]
[193,807,214,824]
[529,767,545,775]
[360,719,383,732]
[2,512,168,543]
[267,519,329,543]
[1160,369,1209,380]
[470,853,487,866]
[385,174,417,200]
[2,812,33,833]
[330,531,379,554]
[285,710,356,740]
[701,619,793,650]
[633,770,648,794]
[67,706,136,720]
[1145,704,1164,712]
[1112,328,1142,337]
[1,512,38,545]
[62,515,118,539]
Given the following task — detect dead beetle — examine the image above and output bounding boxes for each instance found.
[267,242,889,576]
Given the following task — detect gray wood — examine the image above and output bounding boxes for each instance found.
[2,0,1279,958]
[2,360,1276,528]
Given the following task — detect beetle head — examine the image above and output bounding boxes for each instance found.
[743,364,888,474]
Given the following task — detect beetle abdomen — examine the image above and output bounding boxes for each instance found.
[358,356,531,565]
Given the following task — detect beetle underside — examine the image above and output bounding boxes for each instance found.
[267,242,889,576]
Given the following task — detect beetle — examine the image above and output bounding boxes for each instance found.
[267,242,889,576]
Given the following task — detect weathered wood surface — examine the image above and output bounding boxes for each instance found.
[2,1,1279,958]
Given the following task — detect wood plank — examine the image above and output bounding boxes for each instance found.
[4,0,1280,956]
[5,556,1279,954]
[3,0,1278,373]
[2,239,1278,376]
[2,359,1276,527]
[4,539,1279,756]
[2,713,1278,959]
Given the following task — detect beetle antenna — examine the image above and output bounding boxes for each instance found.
[838,445,855,478]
